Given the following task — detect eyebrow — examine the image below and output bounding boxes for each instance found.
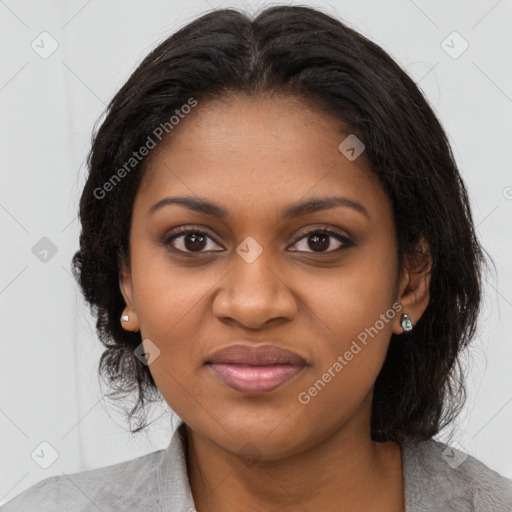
[147,195,369,220]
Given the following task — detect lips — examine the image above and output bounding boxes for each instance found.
[206,344,306,366]
[205,344,307,395]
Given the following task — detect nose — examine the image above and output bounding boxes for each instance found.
[212,250,297,330]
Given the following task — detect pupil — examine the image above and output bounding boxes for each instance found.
[185,233,207,251]
[309,233,329,252]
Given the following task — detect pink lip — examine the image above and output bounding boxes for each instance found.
[208,363,305,394]
[205,343,307,394]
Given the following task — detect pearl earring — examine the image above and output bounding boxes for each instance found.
[400,313,414,332]
[121,314,129,322]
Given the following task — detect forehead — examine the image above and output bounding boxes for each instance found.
[135,94,390,221]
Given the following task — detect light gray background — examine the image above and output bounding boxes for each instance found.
[1,0,511,505]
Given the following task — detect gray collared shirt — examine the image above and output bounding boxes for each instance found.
[2,421,511,511]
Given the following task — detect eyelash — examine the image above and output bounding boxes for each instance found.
[162,226,354,255]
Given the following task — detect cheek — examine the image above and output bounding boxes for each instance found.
[301,240,398,393]
[307,237,398,339]
[129,240,211,338]
[133,264,209,419]
[128,250,220,398]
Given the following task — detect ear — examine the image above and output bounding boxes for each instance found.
[119,254,140,332]
[392,237,432,335]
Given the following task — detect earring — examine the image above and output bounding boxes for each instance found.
[120,312,140,333]
[400,313,414,332]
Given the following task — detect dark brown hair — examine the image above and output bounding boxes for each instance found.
[71,5,487,444]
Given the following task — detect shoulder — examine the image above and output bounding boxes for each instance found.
[1,448,167,512]
[403,437,512,512]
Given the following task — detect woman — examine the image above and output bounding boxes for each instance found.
[3,5,511,511]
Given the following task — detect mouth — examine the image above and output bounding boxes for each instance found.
[207,362,305,394]
[205,344,307,395]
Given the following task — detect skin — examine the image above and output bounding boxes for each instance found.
[119,94,431,512]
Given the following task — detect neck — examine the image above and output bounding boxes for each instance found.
[184,409,404,511]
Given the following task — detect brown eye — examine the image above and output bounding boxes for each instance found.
[162,226,353,255]
[164,228,224,254]
[289,229,353,253]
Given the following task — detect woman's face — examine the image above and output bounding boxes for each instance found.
[120,94,413,459]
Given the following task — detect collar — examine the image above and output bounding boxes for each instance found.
[156,421,196,511]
